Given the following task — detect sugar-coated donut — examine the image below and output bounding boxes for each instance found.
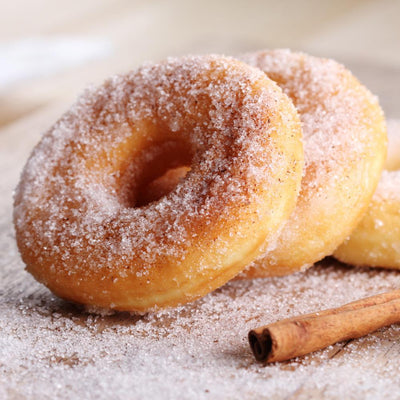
[385,119,400,171]
[334,119,400,269]
[14,55,303,312]
[238,49,387,277]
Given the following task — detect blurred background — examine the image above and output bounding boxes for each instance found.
[1,0,399,128]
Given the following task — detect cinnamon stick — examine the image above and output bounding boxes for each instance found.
[248,289,400,363]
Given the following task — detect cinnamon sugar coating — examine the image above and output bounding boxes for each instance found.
[385,119,400,171]
[13,55,303,311]
[239,49,387,277]
[334,120,400,269]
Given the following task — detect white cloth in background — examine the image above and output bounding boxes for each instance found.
[0,36,111,90]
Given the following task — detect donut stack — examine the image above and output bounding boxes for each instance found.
[14,50,398,313]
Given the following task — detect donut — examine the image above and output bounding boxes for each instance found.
[13,55,304,312]
[385,119,400,171]
[237,49,387,277]
[333,119,400,269]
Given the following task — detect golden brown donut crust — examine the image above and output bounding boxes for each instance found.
[14,55,303,311]
[238,49,387,277]
[334,120,400,269]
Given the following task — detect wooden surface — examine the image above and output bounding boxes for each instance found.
[1,1,400,399]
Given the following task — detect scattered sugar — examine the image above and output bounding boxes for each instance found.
[2,237,400,399]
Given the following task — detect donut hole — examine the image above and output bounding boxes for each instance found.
[136,165,190,207]
[119,139,193,208]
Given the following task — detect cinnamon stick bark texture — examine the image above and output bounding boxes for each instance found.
[249,289,400,363]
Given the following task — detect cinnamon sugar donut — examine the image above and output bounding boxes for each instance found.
[13,55,303,312]
[238,49,387,277]
[334,119,400,269]
[385,119,400,171]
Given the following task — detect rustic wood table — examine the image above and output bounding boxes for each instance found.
[1,1,400,398]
